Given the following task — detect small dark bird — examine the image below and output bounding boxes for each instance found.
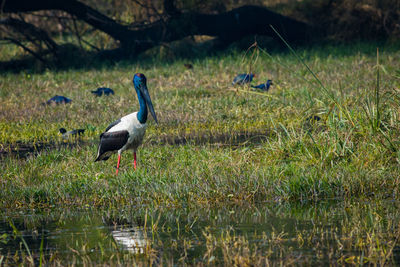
[46,95,72,105]
[59,128,85,139]
[184,63,193,69]
[304,115,322,132]
[95,73,158,175]
[305,115,321,123]
[251,80,273,91]
[232,73,255,85]
[91,87,115,96]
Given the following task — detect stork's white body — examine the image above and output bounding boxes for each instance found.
[95,112,148,161]
[108,112,147,153]
[95,73,157,174]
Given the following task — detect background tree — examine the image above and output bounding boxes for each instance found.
[0,0,398,69]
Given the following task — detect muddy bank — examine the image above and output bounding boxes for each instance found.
[151,131,270,147]
[0,140,93,159]
[1,131,270,159]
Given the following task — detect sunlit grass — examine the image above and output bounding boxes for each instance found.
[1,41,400,208]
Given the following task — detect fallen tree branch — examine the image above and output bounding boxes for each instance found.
[0,17,58,53]
[3,37,47,63]
[1,0,313,55]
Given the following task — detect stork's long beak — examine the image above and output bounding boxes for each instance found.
[140,84,158,124]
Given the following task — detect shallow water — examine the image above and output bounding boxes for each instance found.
[0,131,269,160]
[1,200,400,265]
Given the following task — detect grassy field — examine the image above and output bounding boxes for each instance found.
[1,40,400,265]
[1,41,400,208]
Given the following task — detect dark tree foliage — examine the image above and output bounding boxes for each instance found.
[0,0,312,65]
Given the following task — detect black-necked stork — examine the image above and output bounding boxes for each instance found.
[95,73,158,175]
[232,73,255,85]
[91,87,115,96]
[251,80,273,91]
[59,128,85,139]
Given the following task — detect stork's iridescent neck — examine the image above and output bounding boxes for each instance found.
[134,77,148,124]
[133,73,158,125]
[136,87,148,124]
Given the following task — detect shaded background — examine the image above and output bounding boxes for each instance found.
[0,0,399,71]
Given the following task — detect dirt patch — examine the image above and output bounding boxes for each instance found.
[0,140,93,159]
[1,131,271,159]
[148,131,271,147]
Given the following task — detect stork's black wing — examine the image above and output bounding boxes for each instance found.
[95,130,129,161]
[105,119,121,132]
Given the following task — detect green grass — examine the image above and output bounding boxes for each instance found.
[1,41,400,210]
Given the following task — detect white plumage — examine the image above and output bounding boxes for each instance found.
[95,73,158,174]
[107,112,147,153]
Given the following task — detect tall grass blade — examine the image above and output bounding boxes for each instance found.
[379,128,397,152]
[8,220,33,262]
[257,45,316,86]
[39,231,44,267]
[269,25,331,99]
[375,47,380,131]
[269,24,355,127]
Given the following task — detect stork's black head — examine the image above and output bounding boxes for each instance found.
[133,73,147,86]
[133,73,158,124]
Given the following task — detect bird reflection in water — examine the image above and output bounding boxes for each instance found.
[111,226,149,254]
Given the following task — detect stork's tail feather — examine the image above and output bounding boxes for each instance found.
[94,156,109,162]
[95,130,128,162]
[95,153,110,162]
[94,153,102,162]
[95,142,108,162]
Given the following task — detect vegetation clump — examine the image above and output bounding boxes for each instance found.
[1,41,400,209]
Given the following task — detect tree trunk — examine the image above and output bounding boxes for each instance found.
[1,0,313,55]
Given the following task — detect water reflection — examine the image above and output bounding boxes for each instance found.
[0,200,399,265]
[111,226,148,254]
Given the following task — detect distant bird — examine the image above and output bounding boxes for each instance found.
[304,115,322,132]
[46,95,72,105]
[95,73,158,175]
[59,128,85,139]
[305,115,321,123]
[232,73,255,85]
[251,80,273,91]
[91,87,115,96]
[184,63,193,69]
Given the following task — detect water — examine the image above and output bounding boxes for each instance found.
[0,130,268,159]
[1,200,400,265]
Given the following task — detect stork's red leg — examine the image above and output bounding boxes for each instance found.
[133,152,137,170]
[116,154,121,175]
